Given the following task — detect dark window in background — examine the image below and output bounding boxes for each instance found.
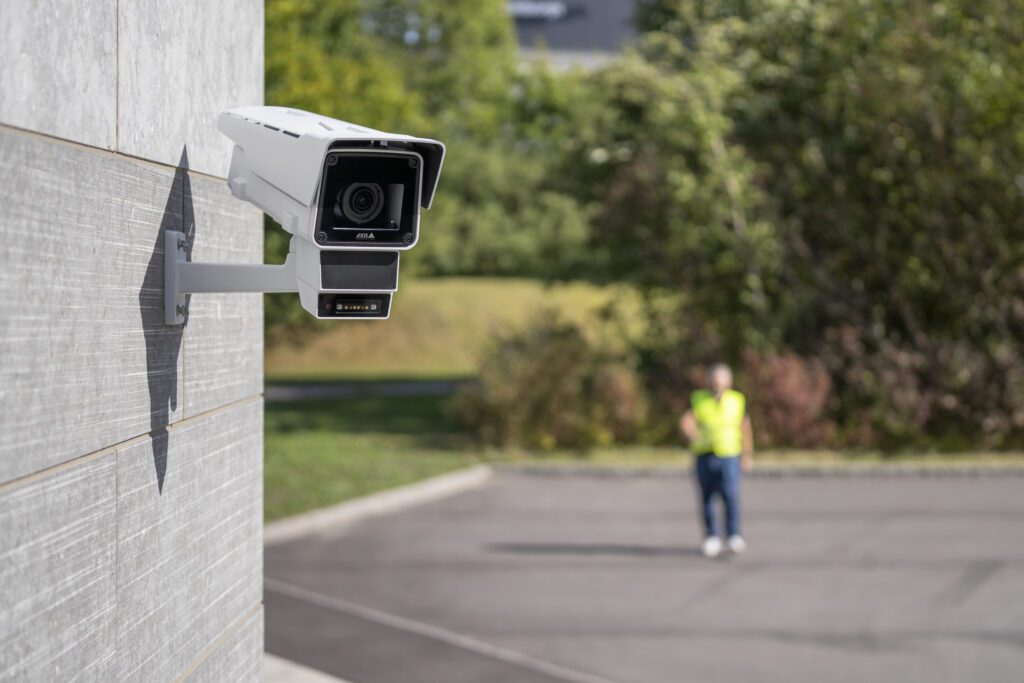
[510,0,637,54]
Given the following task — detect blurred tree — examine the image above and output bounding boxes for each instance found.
[412,140,593,276]
[265,0,426,131]
[357,0,517,137]
[264,0,552,333]
[567,52,783,357]
[627,0,1024,446]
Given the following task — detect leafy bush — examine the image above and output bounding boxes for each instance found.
[452,313,647,450]
[637,325,834,448]
[741,352,835,449]
[823,327,1024,450]
[407,141,593,278]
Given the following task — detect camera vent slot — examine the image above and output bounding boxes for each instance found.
[263,124,280,131]
[283,130,301,138]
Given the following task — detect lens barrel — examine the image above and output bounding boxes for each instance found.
[340,183,384,224]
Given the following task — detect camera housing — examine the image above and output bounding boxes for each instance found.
[218,106,444,251]
[164,107,444,324]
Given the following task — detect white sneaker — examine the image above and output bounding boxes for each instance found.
[727,535,747,554]
[701,536,722,558]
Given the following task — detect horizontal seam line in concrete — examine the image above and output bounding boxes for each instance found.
[0,122,230,181]
[264,578,621,683]
[174,601,263,682]
[0,394,263,494]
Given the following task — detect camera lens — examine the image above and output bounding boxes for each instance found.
[339,183,384,225]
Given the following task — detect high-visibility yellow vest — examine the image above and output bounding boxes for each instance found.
[691,389,746,456]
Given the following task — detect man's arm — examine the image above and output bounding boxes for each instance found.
[680,410,700,446]
[741,415,754,472]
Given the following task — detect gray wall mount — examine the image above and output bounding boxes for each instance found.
[164,230,297,325]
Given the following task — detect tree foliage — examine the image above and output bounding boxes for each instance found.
[265,0,1024,447]
[264,0,535,336]
[614,0,1024,446]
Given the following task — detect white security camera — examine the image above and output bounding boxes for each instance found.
[164,106,445,324]
[219,106,444,250]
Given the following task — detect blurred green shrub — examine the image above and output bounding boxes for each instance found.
[635,321,836,449]
[822,327,1024,450]
[409,141,594,278]
[452,313,647,450]
[741,352,835,449]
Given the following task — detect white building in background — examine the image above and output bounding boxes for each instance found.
[509,0,639,68]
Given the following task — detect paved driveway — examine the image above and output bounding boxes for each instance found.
[265,470,1024,683]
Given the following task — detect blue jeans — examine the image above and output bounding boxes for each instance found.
[696,453,742,538]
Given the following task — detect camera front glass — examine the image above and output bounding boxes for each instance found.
[316,150,421,246]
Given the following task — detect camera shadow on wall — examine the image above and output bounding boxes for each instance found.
[139,147,193,493]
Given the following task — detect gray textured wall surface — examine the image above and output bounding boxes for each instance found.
[118,0,264,177]
[0,0,265,680]
[0,0,263,177]
[0,0,117,149]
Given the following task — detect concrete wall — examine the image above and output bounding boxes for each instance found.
[0,1,265,680]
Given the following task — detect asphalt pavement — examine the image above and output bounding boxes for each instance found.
[265,469,1024,683]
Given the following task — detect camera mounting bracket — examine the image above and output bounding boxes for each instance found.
[164,229,297,325]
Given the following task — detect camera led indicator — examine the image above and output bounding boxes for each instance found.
[319,293,390,318]
[336,302,379,313]
[317,290,389,317]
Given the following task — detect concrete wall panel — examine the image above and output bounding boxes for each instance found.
[184,607,264,683]
[0,0,117,149]
[117,0,264,178]
[1,0,265,673]
[184,174,265,418]
[0,128,184,483]
[115,400,263,682]
[0,454,117,681]
[0,128,264,485]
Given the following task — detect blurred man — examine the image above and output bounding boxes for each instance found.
[680,364,754,558]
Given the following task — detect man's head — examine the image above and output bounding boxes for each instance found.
[708,363,733,396]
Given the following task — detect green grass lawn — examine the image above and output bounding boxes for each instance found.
[264,394,479,521]
[265,276,642,382]
[265,393,1024,522]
